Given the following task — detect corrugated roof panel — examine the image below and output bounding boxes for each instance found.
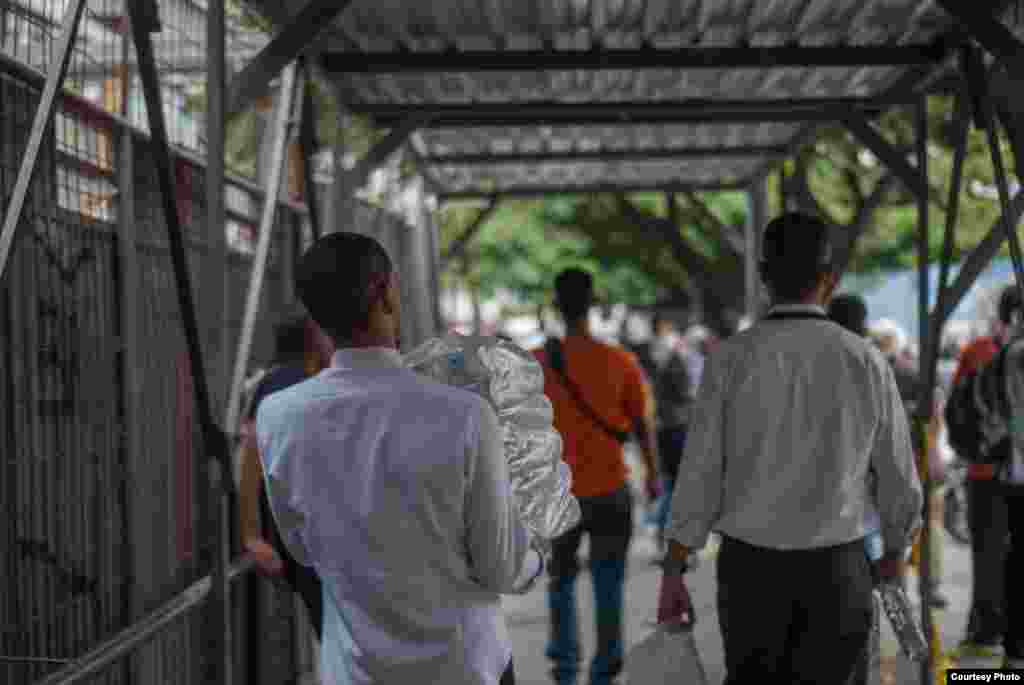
[417,123,801,157]
[431,157,766,193]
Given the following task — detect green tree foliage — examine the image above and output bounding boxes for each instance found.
[439,94,1023,335]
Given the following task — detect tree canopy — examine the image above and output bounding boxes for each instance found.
[439,95,1023,335]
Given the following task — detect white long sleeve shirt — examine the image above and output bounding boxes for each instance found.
[255,348,539,685]
[666,304,923,556]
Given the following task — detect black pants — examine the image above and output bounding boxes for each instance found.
[966,477,1010,641]
[717,535,874,685]
[500,660,515,685]
[547,485,633,685]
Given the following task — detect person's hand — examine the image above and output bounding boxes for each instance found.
[646,473,664,502]
[656,570,694,627]
[245,538,284,577]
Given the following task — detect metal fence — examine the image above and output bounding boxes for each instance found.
[1,3,436,683]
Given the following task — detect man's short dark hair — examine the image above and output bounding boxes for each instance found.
[760,212,834,302]
[999,284,1022,326]
[828,293,868,337]
[294,232,394,342]
[554,268,594,323]
[273,315,309,364]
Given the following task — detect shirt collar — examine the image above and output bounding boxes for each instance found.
[766,302,827,317]
[331,347,404,371]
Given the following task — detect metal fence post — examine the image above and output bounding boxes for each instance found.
[115,25,141,685]
[913,96,935,685]
[125,4,235,685]
[224,64,300,434]
[745,177,766,319]
[0,0,87,282]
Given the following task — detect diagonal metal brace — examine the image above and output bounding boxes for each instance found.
[227,0,357,117]
[125,3,234,495]
[842,117,929,202]
[0,0,87,284]
[441,197,499,269]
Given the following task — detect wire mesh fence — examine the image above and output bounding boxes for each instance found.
[2,3,322,683]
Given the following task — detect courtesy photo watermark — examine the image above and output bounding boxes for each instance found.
[948,671,1024,682]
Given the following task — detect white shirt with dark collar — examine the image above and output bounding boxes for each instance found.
[666,304,923,555]
[255,347,538,685]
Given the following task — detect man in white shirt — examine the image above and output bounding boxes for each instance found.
[255,232,544,685]
[656,213,923,684]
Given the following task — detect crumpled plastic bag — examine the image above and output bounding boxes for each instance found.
[624,624,708,685]
[404,333,581,541]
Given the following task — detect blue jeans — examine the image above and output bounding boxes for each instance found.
[547,486,633,685]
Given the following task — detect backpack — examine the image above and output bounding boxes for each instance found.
[945,346,1012,465]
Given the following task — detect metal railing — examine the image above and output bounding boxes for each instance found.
[35,559,255,685]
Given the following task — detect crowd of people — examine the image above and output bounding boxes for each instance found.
[231,211,1021,685]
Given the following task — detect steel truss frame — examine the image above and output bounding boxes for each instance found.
[6,3,1024,685]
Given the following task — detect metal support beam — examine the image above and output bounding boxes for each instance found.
[842,116,929,200]
[980,77,1024,304]
[441,197,498,269]
[913,95,935,685]
[35,559,254,685]
[227,0,357,117]
[298,60,321,242]
[321,43,947,73]
[746,178,767,318]
[358,97,914,128]
[0,0,87,283]
[932,75,972,343]
[420,146,787,166]
[439,181,742,201]
[225,64,300,437]
[936,0,1024,66]
[935,190,1024,325]
[342,116,431,190]
[125,6,234,685]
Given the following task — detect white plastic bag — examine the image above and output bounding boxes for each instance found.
[624,625,708,685]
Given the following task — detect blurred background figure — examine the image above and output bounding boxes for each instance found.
[868,318,949,608]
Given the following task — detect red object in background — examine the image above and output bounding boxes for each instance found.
[176,351,195,563]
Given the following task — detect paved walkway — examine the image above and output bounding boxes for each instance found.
[502,500,984,685]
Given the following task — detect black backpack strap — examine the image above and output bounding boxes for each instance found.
[544,338,631,444]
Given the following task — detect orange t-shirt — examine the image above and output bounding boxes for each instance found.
[534,335,650,498]
[952,336,1001,480]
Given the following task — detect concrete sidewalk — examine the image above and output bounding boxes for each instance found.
[502,516,982,685]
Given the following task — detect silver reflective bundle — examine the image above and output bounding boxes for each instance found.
[876,580,928,662]
[405,334,582,541]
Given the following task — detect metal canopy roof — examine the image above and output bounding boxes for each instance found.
[244,0,970,198]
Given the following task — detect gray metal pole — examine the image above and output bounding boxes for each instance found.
[914,97,935,685]
[225,64,299,434]
[745,179,766,318]
[115,27,140,685]
[126,7,236,685]
[0,0,87,282]
[205,2,234,684]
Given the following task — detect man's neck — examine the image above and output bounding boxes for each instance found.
[565,320,591,337]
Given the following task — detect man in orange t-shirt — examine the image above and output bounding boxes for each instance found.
[952,286,1019,649]
[534,268,660,685]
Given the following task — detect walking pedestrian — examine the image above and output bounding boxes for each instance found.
[534,267,661,685]
[238,315,333,637]
[256,232,543,685]
[656,212,923,685]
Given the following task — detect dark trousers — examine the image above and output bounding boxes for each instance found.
[547,485,633,685]
[966,477,1010,642]
[500,660,515,685]
[717,535,874,685]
